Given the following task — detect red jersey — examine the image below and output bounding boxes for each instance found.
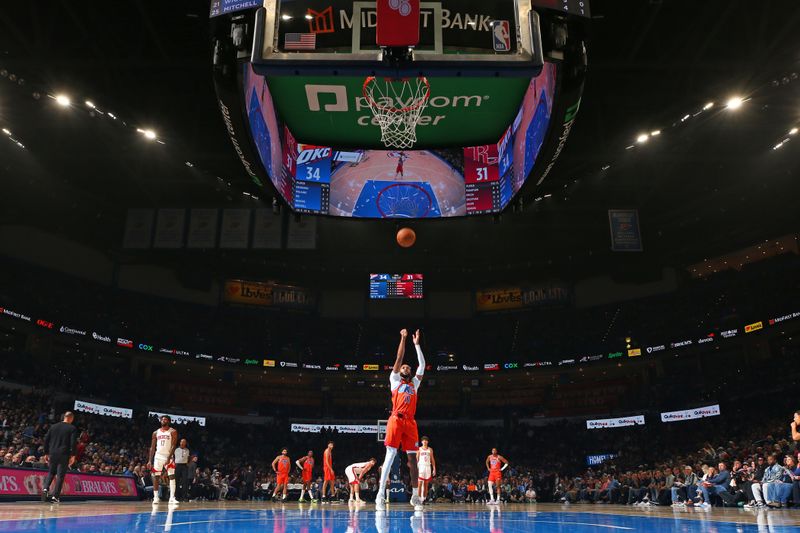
[303,457,314,475]
[277,456,290,474]
[390,375,420,419]
[324,449,333,469]
[489,456,502,472]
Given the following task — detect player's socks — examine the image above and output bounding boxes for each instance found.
[169,479,176,500]
[300,490,305,501]
[488,484,495,502]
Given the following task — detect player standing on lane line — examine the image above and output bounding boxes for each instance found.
[272,448,291,501]
[376,328,426,511]
[486,448,509,505]
[148,415,179,505]
[296,450,315,502]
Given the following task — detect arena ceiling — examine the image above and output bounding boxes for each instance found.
[0,0,798,286]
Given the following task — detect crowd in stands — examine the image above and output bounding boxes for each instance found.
[2,382,798,508]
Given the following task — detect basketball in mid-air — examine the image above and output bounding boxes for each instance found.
[396,227,416,248]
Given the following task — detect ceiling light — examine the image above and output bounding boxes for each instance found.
[281,14,292,20]
[1,128,10,136]
[304,14,313,19]
[636,133,649,143]
[725,96,744,110]
[54,94,71,107]
[141,129,157,140]
[108,112,117,119]
[85,100,95,109]
[650,130,661,136]
[790,127,798,135]
[681,114,690,121]
[703,102,714,110]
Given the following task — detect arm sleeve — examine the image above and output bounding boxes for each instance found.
[389,371,401,391]
[415,344,425,376]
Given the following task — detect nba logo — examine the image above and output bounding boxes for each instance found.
[491,20,511,52]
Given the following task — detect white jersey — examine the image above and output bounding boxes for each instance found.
[155,428,174,458]
[418,448,432,467]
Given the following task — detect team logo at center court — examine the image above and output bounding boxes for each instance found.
[388,0,412,17]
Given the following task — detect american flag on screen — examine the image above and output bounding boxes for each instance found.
[284,33,316,50]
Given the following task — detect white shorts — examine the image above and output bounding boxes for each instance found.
[418,466,432,481]
[346,466,359,485]
[152,455,175,476]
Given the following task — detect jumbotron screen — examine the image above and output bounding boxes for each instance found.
[243,62,557,218]
[369,274,424,300]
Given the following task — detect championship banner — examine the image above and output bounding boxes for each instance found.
[0,467,138,500]
[475,288,523,312]
[586,415,645,429]
[219,208,251,249]
[153,208,186,249]
[74,400,133,419]
[608,209,643,252]
[186,208,219,249]
[252,208,283,249]
[290,424,377,434]
[122,208,154,249]
[148,412,206,427]
[660,404,721,423]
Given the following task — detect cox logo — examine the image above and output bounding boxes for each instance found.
[138,344,154,351]
[503,363,518,369]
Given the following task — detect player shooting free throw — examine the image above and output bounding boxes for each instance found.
[376,328,426,510]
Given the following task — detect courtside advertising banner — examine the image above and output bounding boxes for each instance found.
[290,424,377,434]
[73,400,133,419]
[660,404,721,423]
[0,468,138,500]
[148,412,206,427]
[586,415,645,429]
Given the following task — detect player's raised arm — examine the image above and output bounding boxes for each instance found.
[413,329,425,381]
[393,329,408,373]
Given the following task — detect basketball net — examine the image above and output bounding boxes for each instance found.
[363,76,430,149]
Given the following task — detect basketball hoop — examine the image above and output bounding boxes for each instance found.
[363,76,430,149]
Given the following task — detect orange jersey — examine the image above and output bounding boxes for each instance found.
[324,449,333,469]
[391,377,419,419]
[277,456,290,474]
[302,457,314,475]
[488,456,503,473]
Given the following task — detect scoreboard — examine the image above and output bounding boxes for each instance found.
[464,135,513,215]
[369,273,424,299]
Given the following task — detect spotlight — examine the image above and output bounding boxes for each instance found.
[281,14,292,20]
[85,100,96,109]
[1,128,10,136]
[636,133,649,144]
[790,128,798,136]
[137,128,157,140]
[725,96,744,110]
[703,102,714,110]
[304,14,313,19]
[55,94,71,107]
[650,130,661,136]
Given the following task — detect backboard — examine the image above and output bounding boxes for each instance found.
[253,0,543,76]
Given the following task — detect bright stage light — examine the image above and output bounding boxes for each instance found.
[636,133,649,144]
[725,96,744,110]
[55,94,71,107]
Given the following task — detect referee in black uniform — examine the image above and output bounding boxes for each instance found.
[41,411,78,503]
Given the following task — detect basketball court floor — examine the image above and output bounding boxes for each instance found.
[0,502,797,532]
